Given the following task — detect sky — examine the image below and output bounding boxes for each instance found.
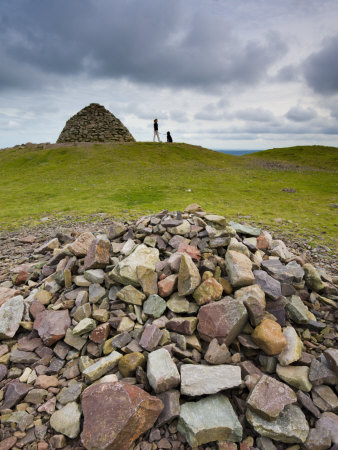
[0,0,338,150]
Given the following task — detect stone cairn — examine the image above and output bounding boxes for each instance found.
[0,204,337,450]
[56,103,135,143]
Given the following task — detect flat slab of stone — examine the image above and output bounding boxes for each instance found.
[254,270,282,301]
[177,394,242,447]
[229,221,261,236]
[33,310,71,346]
[147,348,180,393]
[50,401,81,439]
[180,364,242,396]
[246,404,309,444]
[82,351,122,382]
[0,295,24,339]
[246,374,297,420]
[81,382,163,450]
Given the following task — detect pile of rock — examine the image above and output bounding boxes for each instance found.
[0,204,337,450]
[56,103,135,143]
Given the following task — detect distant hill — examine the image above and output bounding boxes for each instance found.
[244,145,338,171]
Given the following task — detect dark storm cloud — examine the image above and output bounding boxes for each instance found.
[0,0,287,91]
[303,34,338,94]
[286,106,317,122]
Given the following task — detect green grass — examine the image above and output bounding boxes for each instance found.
[0,142,337,251]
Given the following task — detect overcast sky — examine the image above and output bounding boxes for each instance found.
[1,0,338,150]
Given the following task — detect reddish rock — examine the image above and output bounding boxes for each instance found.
[158,274,178,297]
[0,436,17,450]
[177,243,201,261]
[84,237,110,270]
[35,375,59,389]
[18,334,42,351]
[139,324,163,351]
[89,322,110,343]
[166,317,197,335]
[197,297,248,345]
[81,382,163,450]
[14,270,30,285]
[257,235,270,250]
[68,232,95,257]
[34,310,71,346]
[0,286,20,307]
[0,380,32,410]
[29,300,46,319]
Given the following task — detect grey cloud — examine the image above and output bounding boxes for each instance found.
[273,64,299,82]
[170,111,189,122]
[235,107,275,122]
[303,34,338,94]
[0,0,287,91]
[286,106,317,122]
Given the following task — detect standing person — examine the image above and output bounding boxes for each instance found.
[153,118,161,142]
[167,131,173,142]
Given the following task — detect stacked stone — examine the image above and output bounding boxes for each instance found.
[0,205,337,450]
[56,103,135,143]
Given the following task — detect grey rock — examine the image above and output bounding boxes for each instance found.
[147,348,180,393]
[88,283,106,303]
[156,390,180,427]
[0,295,24,339]
[309,359,338,386]
[50,401,81,438]
[246,404,309,444]
[253,270,282,301]
[177,394,242,447]
[316,412,338,444]
[286,295,311,324]
[225,250,254,288]
[180,364,241,396]
[143,294,167,318]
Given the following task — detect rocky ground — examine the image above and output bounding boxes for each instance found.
[0,205,337,450]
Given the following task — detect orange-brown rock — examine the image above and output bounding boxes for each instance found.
[81,382,163,450]
[252,319,287,355]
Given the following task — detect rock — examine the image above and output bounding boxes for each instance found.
[309,359,338,386]
[156,390,180,426]
[177,253,201,296]
[64,328,87,350]
[166,317,197,335]
[35,374,59,388]
[82,351,122,382]
[117,285,146,305]
[158,274,178,297]
[286,295,312,324]
[193,277,223,305]
[246,404,309,444]
[111,244,159,286]
[0,380,32,410]
[205,214,227,228]
[225,250,254,288]
[234,284,266,308]
[108,221,128,239]
[81,382,163,450]
[89,322,110,343]
[88,283,106,303]
[312,385,338,412]
[270,239,294,261]
[68,231,95,257]
[137,266,158,296]
[204,338,231,364]
[252,319,287,355]
[0,436,17,450]
[324,348,338,374]
[247,374,297,420]
[297,390,321,418]
[180,364,241,396]
[253,270,282,301]
[278,326,303,366]
[50,401,81,438]
[84,237,110,270]
[139,324,163,351]
[0,295,24,339]
[33,310,71,346]
[197,297,248,344]
[177,394,242,447]
[143,294,167,318]
[316,412,338,444]
[10,349,39,364]
[0,286,20,307]
[303,263,325,292]
[228,221,260,236]
[147,348,180,393]
[73,318,96,336]
[118,352,146,377]
[57,382,83,405]
[167,292,190,313]
[303,428,332,450]
[185,203,204,213]
[84,268,105,284]
[276,364,312,392]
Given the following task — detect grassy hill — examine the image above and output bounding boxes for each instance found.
[0,142,337,250]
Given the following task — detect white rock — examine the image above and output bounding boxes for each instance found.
[147,348,180,393]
